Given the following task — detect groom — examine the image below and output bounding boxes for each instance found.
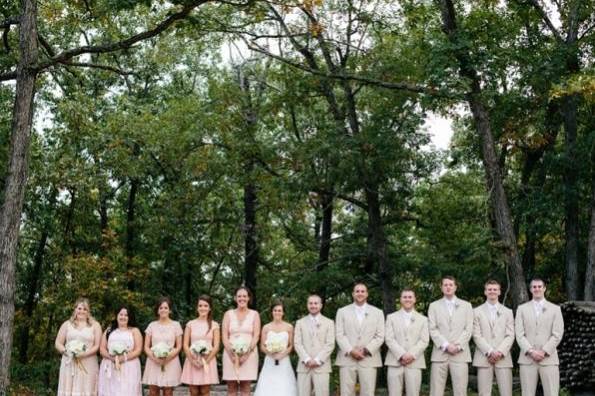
[335,283,385,396]
[294,294,336,396]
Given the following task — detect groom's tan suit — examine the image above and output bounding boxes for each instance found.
[515,299,564,396]
[428,297,474,396]
[294,314,335,396]
[384,309,429,396]
[335,303,385,396]
[472,302,514,396]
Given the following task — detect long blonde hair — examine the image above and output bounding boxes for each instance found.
[69,298,96,326]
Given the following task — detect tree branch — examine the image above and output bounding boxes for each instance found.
[0,16,19,29]
[525,0,564,42]
[58,61,136,75]
[0,70,17,81]
[35,0,215,72]
[245,41,453,97]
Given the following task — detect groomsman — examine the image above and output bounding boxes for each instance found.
[472,280,514,396]
[335,283,385,396]
[294,294,335,396]
[515,278,564,396]
[385,288,429,396]
[428,276,474,396]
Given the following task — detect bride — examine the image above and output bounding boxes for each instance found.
[254,301,298,396]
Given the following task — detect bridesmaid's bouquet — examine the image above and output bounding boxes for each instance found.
[108,342,129,371]
[230,337,250,381]
[231,337,250,356]
[190,340,212,374]
[64,340,87,374]
[151,342,172,372]
[265,335,287,365]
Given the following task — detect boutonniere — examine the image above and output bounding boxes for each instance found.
[411,316,415,323]
[496,310,501,317]
[454,302,460,309]
[316,322,321,329]
[542,306,546,313]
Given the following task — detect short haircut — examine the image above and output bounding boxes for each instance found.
[529,277,546,287]
[400,288,416,296]
[441,275,457,286]
[353,282,368,291]
[484,279,501,287]
[307,294,322,303]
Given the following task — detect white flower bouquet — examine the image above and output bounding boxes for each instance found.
[109,341,129,371]
[151,342,172,372]
[190,340,211,357]
[231,336,250,381]
[64,340,87,374]
[265,334,288,365]
[190,340,212,374]
[231,337,250,356]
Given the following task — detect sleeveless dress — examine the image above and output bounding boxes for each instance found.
[57,322,99,396]
[222,310,259,381]
[142,320,183,387]
[180,320,219,385]
[254,331,298,396]
[98,328,142,395]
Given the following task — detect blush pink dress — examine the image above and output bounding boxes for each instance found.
[98,328,142,395]
[57,322,99,396]
[222,309,259,381]
[180,320,219,385]
[142,320,183,387]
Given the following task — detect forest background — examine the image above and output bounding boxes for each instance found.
[0,0,594,394]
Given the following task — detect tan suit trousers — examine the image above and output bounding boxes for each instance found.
[339,366,377,396]
[298,371,329,396]
[387,366,422,396]
[520,364,559,396]
[477,366,512,396]
[430,361,468,396]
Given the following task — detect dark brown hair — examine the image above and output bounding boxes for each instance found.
[234,286,253,302]
[484,279,501,287]
[441,275,457,286]
[154,296,173,317]
[270,299,284,315]
[197,295,213,333]
[400,288,416,296]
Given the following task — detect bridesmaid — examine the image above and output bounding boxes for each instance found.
[98,305,143,395]
[142,297,183,396]
[222,286,261,396]
[181,295,221,395]
[55,297,102,396]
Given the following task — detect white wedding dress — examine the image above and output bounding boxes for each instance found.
[254,331,298,396]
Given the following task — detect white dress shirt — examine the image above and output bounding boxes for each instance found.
[355,303,368,324]
[533,299,545,318]
[402,310,413,327]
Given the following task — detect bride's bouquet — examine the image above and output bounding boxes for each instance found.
[151,342,172,372]
[108,341,129,371]
[265,334,288,365]
[190,340,212,374]
[64,340,87,374]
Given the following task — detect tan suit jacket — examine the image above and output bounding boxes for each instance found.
[335,303,384,367]
[515,300,564,366]
[294,314,335,374]
[385,309,429,369]
[472,302,514,368]
[428,297,473,363]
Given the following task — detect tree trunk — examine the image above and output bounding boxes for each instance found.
[18,189,57,363]
[365,185,396,314]
[243,176,259,309]
[125,177,138,290]
[0,0,39,390]
[316,192,333,301]
[585,111,595,301]
[437,0,529,307]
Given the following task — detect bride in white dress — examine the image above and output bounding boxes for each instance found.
[254,301,298,396]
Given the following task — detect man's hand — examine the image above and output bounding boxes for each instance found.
[349,347,366,360]
[446,344,460,355]
[487,351,503,365]
[400,352,416,366]
[529,350,546,362]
